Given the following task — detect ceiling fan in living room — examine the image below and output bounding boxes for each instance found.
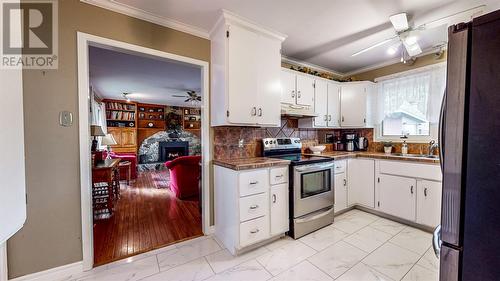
[351,5,486,63]
[172,90,201,104]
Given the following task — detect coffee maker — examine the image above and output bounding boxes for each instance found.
[342,133,369,151]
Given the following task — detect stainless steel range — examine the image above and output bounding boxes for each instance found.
[262,138,334,238]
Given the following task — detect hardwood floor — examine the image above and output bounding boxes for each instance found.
[93,170,203,266]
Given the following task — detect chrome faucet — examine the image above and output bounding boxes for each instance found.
[428,140,439,157]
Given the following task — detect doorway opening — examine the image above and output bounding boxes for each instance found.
[77,33,210,269]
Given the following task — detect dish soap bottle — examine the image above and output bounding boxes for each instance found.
[402,141,408,155]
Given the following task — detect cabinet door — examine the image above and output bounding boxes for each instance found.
[378,175,416,221]
[121,129,137,147]
[416,180,442,228]
[327,82,341,127]
[348,159,375,208]
[334,172,347,213]
[340,84,367,127]
[256,35,281,126]
[296,74,315,107]
[107,128,122,147]
[270,183,289,235]
[280,70,296,105]
[227,24,258,124]
[313,79,328,127]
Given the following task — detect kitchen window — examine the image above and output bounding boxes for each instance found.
[374,63,446,141]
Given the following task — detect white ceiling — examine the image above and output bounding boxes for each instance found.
[91,0,500,74]
[89,46,202,107]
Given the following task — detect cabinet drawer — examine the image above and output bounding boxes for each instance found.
[334,160,346,174]
[239,169,268,197]
[239,216,269,247]
[239,192,269,222]
[270,167,288,185]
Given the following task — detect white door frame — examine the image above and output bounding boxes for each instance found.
[77,32,211,271]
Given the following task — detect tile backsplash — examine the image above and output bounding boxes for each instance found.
[213,118,437,160]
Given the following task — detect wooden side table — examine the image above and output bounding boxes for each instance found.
[92,158,120,219]
[118,160,132,185]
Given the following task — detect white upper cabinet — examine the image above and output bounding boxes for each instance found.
[313,79,328,127]
[280,70,296,105]
[210,11,286,127]
[327,82,341,127]
[295,74,315,107]
[340,81,374,127]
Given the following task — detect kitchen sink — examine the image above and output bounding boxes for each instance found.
[390,153,440,159]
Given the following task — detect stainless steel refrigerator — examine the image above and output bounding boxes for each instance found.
[435,9,500,281]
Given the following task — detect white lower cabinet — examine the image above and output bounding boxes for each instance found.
[215,165,289,255]
[270,184,289,235]
[348,159,375,208]
[334,160,348,213]
[416,180,442,228]
[378,174,416,221]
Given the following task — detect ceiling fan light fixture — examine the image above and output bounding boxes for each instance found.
[122,93,131,102]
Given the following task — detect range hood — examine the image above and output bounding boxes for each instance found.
[280,103,317,118]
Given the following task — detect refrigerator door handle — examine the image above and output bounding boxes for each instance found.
[432,224,442,258]
[438,89,446,173]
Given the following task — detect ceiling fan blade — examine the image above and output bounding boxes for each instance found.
[390,13,409,32]
[185,98,191,102]
[172,95,187,98]
[351,36,398,57]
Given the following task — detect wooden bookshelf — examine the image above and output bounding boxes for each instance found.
[182,107,201,130]
[104,99,137,128]
[137,103,166,129]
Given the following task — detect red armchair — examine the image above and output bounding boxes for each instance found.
[103,151,138,179]
[165,156,201,199]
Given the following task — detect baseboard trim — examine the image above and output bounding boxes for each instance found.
[354,205,434,233]
[9,261,83,281]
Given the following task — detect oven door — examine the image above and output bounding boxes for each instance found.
[293,162,334,218]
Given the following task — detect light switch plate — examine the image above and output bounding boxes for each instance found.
[59,111,73,127]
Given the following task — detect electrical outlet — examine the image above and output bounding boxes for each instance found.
[238,139,244,148]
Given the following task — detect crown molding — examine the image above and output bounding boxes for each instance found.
[343,46,447,77]
[80,0,210,39]
[210,9,287,41]
[281,55,345,77]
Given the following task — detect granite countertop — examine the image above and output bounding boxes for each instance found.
[213,157,291,171]
[304,151,440,164]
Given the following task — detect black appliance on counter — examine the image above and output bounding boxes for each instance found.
[433,10,500,281]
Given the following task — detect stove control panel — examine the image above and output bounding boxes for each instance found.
[262,137,302,151]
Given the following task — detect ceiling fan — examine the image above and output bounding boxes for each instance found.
[351,5,486,61]
[172,90,202,103]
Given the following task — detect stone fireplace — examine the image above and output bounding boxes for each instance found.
[138,130,201,171]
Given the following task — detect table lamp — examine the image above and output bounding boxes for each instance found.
[101,133,117,159]
[90,125,105,152]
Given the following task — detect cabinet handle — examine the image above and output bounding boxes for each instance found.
[424,188,428,197]
[250,229,260,234]
[249,181,259,185]
[258,108,262,117]
[410,185,414,194]
[291,90,295,98]
[272,194,277,203]
[249,204,259,210]
[324,115,328,121]
[328,115,332,121]
[275,174,283,178]
[297,91,301,98]
[342,116,345,122]
[251,107,256,116]
[343,179,347,186]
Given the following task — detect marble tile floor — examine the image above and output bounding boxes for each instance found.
[60,210,439,281]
